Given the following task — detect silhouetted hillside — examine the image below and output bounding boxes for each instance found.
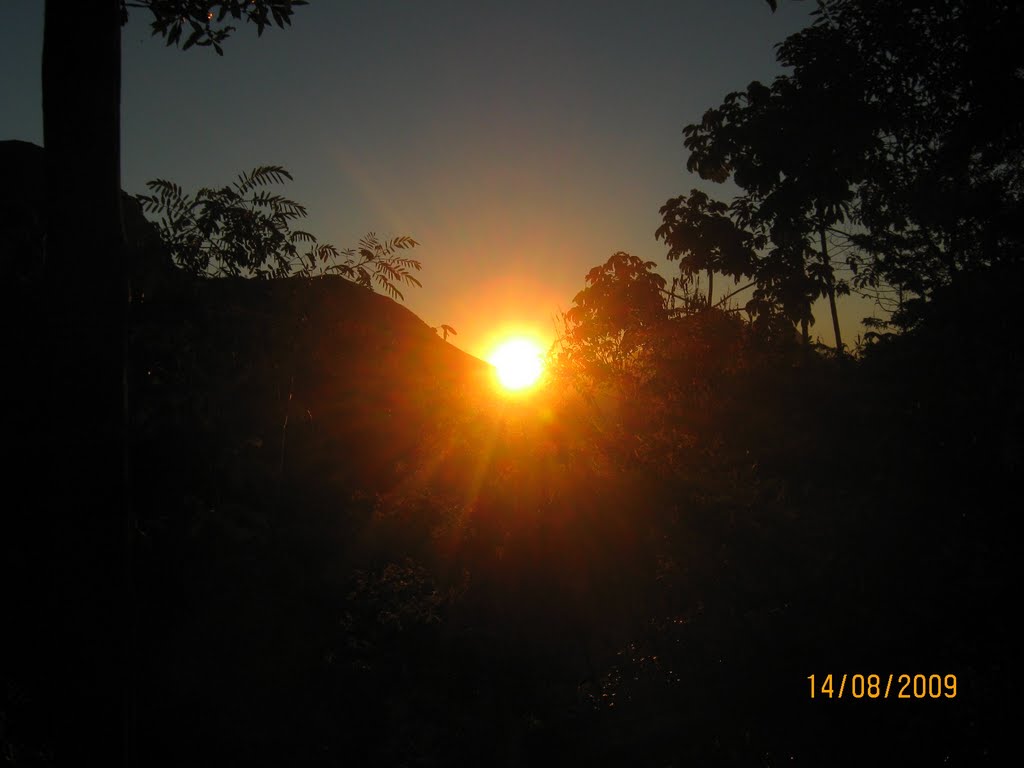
[2,138,494,490]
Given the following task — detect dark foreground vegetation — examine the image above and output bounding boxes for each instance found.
[2,0,1018,765]
[2,137,1015,765]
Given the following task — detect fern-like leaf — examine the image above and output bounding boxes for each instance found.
[318,243,340,261]
[390,235,419,250]
[392,257,422,270]
[375,273,404,301]
[235,165,292,195]
[377,261,402,282]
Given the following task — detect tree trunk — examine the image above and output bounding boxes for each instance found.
[707,268,714,308]
[818,224,843,358]
[37,1,129,763]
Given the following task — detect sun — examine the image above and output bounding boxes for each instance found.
[489,338,544,391]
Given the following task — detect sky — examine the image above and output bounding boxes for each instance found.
[1,1,875,361]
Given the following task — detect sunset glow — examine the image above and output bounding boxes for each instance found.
[488,338,544,391]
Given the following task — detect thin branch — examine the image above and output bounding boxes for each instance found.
[713,280,756,308]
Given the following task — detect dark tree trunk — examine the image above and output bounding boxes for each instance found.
[36,1,129,763]
[707,268,714,308]
[818,224,843,358]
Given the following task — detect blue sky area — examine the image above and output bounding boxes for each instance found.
[2,1,878,359]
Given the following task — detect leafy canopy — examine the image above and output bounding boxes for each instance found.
[768,0,1024,330]
[657,189,763,298]
[121,0,307,54]
[557,252,669,393]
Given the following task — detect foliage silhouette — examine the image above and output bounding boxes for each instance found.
[433,323,458,340]
[657,188,763,309]
[557,252,668,398]
[673,71,873,353]
[121,0,307,55]
[768,0,1024,331]
[137,166,423,299]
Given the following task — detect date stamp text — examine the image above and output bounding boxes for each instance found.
[807,674,957,699]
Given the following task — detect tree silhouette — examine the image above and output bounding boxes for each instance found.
[771,0,1024,330]
[656,188,763,309]
[32,3,310,764]
[676,64,878,355]
[433,324,457,341]
[137,166,423,299]
[558,251,669,397]
[33,6,126,762]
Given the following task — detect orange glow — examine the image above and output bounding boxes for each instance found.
[488,338,544,391]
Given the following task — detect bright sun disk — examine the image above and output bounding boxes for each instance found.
[489,338,544,391]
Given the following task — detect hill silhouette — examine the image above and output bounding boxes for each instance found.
[2,137,496,488]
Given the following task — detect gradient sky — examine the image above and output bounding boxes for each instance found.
[2,1,876,360]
